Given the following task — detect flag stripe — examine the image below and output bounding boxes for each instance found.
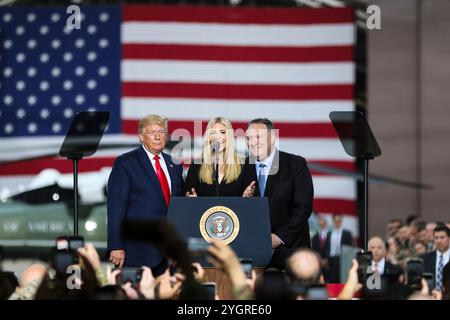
[309,160,356,176]
[0,157,116,175]
[121,98,354,122]
[122,82,354,100]
[122,60,355,84]
[313,199,357,216]
[122,22,354,47]
[312,176,356,200]
[123,44,354,62]
[123,5,354,25]
[122,119,339,138]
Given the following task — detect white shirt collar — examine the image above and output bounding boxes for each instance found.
[436,248,450,260]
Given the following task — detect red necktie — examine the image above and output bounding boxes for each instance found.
[320,234,326,250]
[153,155,170,206]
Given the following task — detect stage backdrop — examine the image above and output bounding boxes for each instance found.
[0,5,358,240]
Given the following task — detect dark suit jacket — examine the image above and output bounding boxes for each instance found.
[312,232,328,258]
[383,260,403,285]
[243,150,314,268]
[107,146,183,267]
[422,251,437,275]
[324,229,353,258]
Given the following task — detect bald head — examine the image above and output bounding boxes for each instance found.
[368,236,386,263]
[20,264,46,288]
[286,249,322,285]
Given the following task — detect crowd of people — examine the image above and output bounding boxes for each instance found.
[0,216,448,300]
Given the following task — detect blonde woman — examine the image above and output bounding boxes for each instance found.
[185,117,255,197]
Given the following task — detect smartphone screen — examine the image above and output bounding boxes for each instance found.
[306,286,329,300]
[407,259,424,289]
[202,282,216,300]
[117,267,143,286]
[187,237,209,255]
[55,237,69,251]
[53,250,76,273]
[69,236,85,250]
[240,258,253,279]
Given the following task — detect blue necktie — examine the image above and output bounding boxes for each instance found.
[258,163,267,197]
[436,254,444,291]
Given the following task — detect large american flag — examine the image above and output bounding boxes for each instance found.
[0,5,358,236]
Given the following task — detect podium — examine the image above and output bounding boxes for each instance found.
[167,197,272,298]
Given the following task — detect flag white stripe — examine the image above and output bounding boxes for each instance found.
[122,98,354,122]
[312,176,356,200]
[275,138,352,161]
[122,60,355,84]
[122,22,355,47]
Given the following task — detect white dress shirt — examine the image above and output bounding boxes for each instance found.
[435,248,450,284]
[372,257,386,274]
[142,145,172,192]
[330,228,343,257]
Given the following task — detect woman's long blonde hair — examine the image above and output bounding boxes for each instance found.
[199,117,243,185]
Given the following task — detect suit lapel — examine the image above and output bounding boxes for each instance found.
[162,152,176,194]
[137,146,165,204]
[246,157,259,196]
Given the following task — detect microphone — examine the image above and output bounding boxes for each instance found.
[211,140,220,196]
[211,140,221,154]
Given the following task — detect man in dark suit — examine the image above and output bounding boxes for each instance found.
[324,214,353,283]
[421,225,450,291]
[243,118,314,270]
[368,236,403,286]
[312,215,329,259]
[107,115,183,276]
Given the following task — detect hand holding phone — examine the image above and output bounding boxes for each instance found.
[202,282,216,300]
[357,250,373,284]
[116,267,143,286]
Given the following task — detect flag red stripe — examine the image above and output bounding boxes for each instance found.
[122,82,354,100]
[313,199,357,215]
[123,5,354,25]
[309,161,356,175]
[122,120,338,138]
[123,44,354,63]
[0,157,116,175]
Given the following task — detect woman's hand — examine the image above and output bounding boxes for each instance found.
[242,181,256,197]
[186,188,198,197]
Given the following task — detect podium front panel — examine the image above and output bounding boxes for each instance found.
[167,197,272,267]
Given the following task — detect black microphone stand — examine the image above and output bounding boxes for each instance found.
[214,150,219,196]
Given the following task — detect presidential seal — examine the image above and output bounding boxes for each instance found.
[199,206,240,245]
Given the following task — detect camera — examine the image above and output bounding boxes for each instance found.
[239,258,253,279]
[52,235,85,274]
[116,267,143,286]
[186,237,210,256]
[201,282,217,300]
[356,250,373,284]
[407,258,424,290]
[52,249,77,274]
